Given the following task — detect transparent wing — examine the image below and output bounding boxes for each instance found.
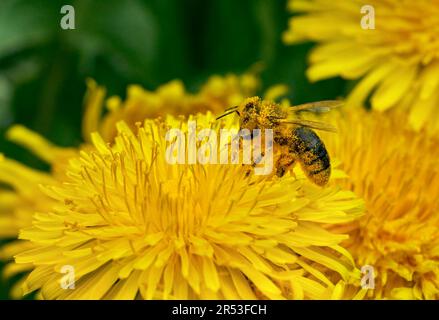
[290,100,343,113]
[279,119,337,132]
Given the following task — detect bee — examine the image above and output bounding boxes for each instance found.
[216,96,340,186]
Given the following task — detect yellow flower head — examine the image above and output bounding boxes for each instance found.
[0,126,77,296]
[0,73,255,297]
[283,0,439,132]
[319,108,439,299]
[0,74,285,298]
[15,113,364,300]
[0,124,76,242]
[0,73,261,245]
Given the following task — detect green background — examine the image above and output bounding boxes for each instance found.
[0,0,348,299]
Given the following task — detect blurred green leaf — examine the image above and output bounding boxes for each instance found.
[0,0,56,58]
[68,0,158,85]
[0,76,13,129]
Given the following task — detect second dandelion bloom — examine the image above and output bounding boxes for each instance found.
[316,107,439,299]
[283,0,439,132]
[15,112,364,300]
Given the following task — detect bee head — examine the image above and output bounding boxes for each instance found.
[216,96,279,131]
[237,97,262,131]
[216,97,259,125]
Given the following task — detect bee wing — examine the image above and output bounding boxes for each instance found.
[280,119,337,132]
[290,100,343,113]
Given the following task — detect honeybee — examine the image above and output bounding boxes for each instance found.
[216,96,340,186]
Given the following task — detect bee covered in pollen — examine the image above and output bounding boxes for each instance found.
[216,97,340,186]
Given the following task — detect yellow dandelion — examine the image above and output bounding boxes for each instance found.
[283,0,439,132]
[0,72,272,293]
[316,107,439,299]
[0,72,262,248]
[0,126,77,297]
[0,124,77,242]
[15,112,364,300]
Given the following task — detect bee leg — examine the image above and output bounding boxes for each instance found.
[243,150,266,177]
[242,130,259,140]
[244,165,252,177]
[254,151,265,165]
[275,153,296,177]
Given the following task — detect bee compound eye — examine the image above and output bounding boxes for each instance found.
[244,103,253,111]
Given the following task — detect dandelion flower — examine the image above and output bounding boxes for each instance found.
[0,73,260,246]
[0,74,283,298]
[318,108,439,299]
[15,113,363,299]
[0,126,77,297]
[0,124,77,242]
[283,0,439,132]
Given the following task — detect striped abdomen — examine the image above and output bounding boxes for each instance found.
[291,127,330,186]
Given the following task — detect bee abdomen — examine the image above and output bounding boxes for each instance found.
[291,127,331,186]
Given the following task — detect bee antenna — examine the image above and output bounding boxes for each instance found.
[216,110,240,120]
[224,105,238,112]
